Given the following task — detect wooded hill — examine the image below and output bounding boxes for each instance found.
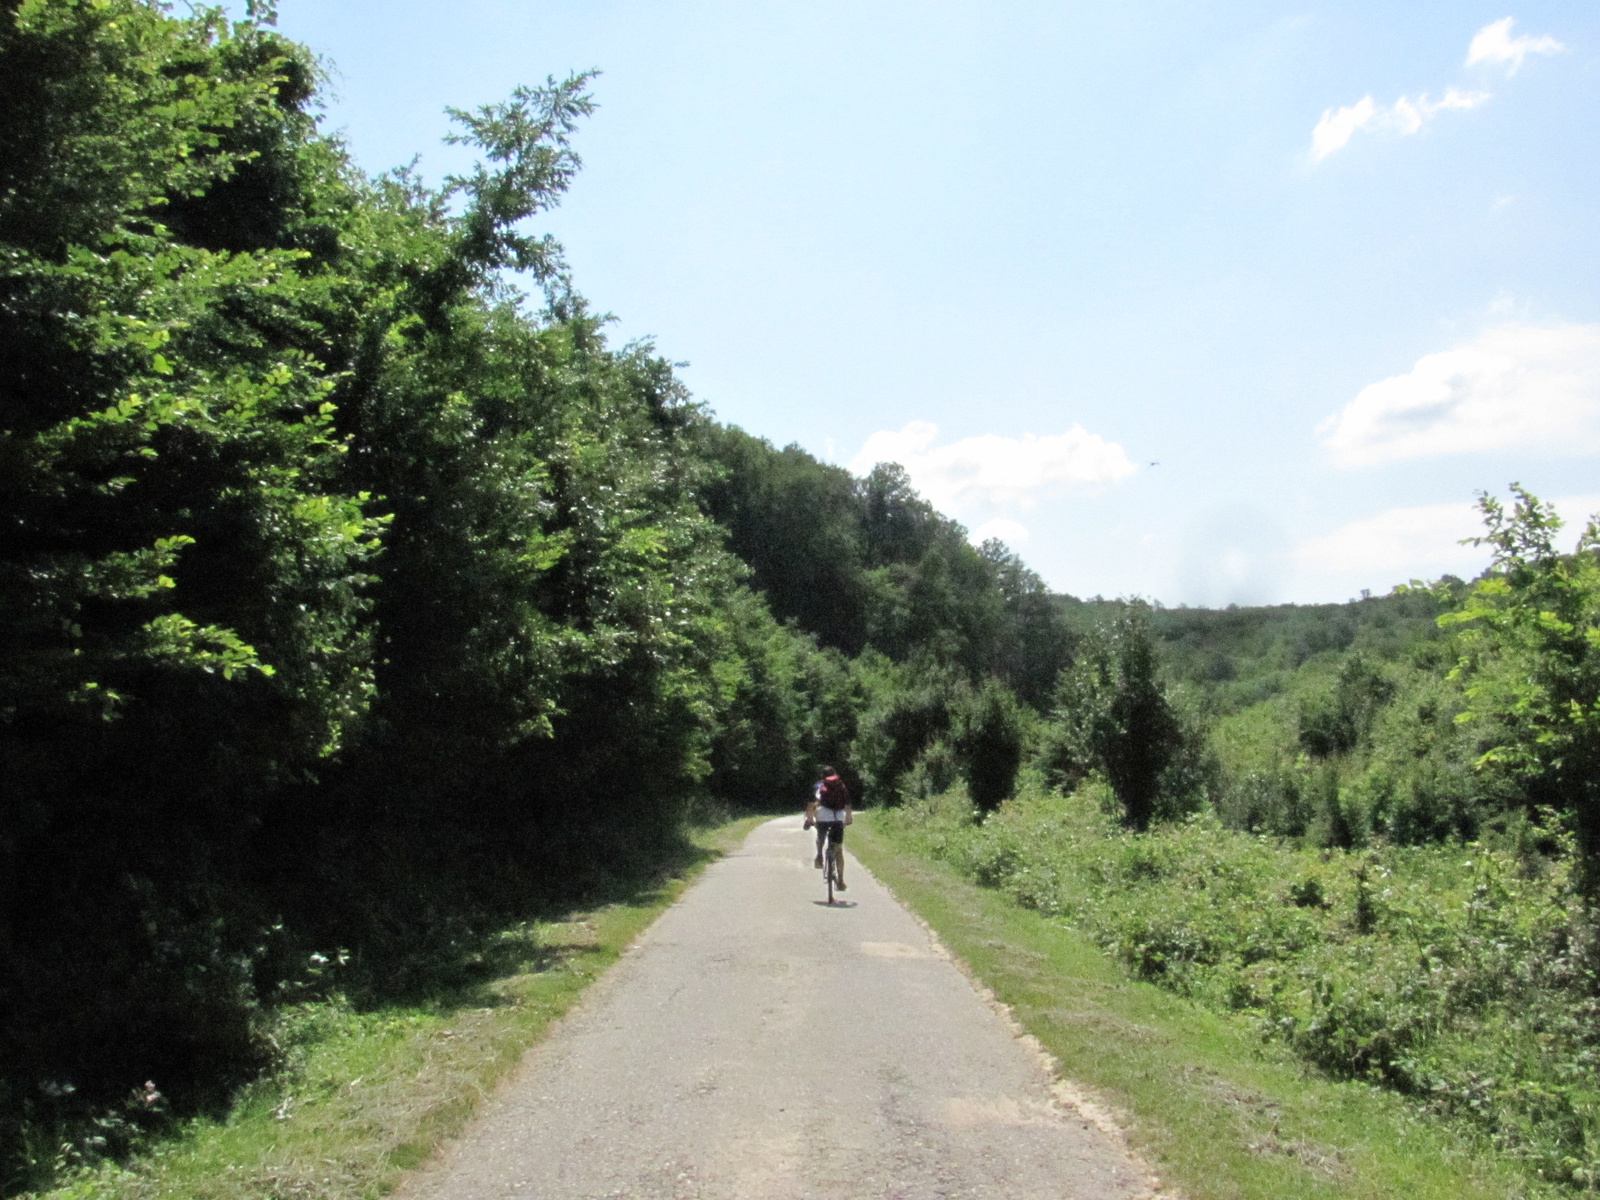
[7,1,1600,1192]
[1058,551,1596,857]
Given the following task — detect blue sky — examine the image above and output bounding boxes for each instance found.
[263,0,1600,605]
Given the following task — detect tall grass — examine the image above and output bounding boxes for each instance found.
[883,784,1600,1190]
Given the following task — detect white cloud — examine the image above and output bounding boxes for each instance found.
[1467,17,1564,75]
[1309,18,1562,163]
[1295,493,1600,587]
[1311,96,1377,161]
[1317,324,1600,467]
[849,420,1137,515]
[1395,87,1491,131]
[1310,87,1490,161]
[1294,501,1487,578]
[969,518,1031,546]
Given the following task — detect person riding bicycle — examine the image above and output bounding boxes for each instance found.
[804,765,852,891]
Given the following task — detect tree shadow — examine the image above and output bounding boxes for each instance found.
[262,812,771,1015]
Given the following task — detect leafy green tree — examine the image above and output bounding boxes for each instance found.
[695,438,1072,697]
[859,463,944,566]
[955,679,1027,813]
[978,538,1075,707]
[1041,605,1187,830]
[702,589,868,806]
[850,654,963,803]
[1353,668,1482,844]
[0,0,385,1153]
[0,1,739,1162]
[695,426,870,652]
[1442,486,1600,885]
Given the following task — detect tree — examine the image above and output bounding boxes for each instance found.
[694,426,869,652]
[1298,653,1396,758]
[978,538,1075,707]
[956,679,1026,813]
[850,654,962,803]
[0,3,736,1158]
[1042,605,1186,830]
[0,0,385,1151]
[1442,486,1600,887]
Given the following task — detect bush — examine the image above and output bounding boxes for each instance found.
[849,655,961,804]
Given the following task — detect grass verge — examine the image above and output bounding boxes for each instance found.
[39,815,771,1200]
[850,811,1547,1200]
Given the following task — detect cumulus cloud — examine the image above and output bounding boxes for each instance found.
[848,421,1137,515]
[1310,87,1489,161]
[1467,17,1564,75]
[969,518,1032,547]
[1294,501,1487,578]
[1295,493,1600,588]
[1317,324,1600,467]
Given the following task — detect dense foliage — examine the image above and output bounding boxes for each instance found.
[1039,604,1203,829]
[1071,487,1600,872]
[0,3,1073,1189]
[694,425,1075,804]
[885,787,1600,1188]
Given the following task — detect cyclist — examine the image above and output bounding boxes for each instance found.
[805,765,852,890]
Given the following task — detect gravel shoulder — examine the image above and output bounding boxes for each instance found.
[398,816,1160,1200]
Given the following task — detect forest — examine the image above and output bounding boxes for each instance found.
[5,1,1600,1194]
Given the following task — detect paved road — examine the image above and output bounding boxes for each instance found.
[402,818,1157,1200]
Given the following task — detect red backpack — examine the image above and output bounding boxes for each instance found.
[820,773,850,808]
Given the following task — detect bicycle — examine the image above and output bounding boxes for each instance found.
[824,838,844,905]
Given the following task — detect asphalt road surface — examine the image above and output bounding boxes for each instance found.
[401,817,1159,1200]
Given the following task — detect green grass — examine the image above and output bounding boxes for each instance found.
[37,815,770,1200]
[851,810,1548,1200]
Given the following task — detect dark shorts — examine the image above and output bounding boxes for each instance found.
[817,819,844,845]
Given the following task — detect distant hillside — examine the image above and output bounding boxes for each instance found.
[1057,587,1462,715]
